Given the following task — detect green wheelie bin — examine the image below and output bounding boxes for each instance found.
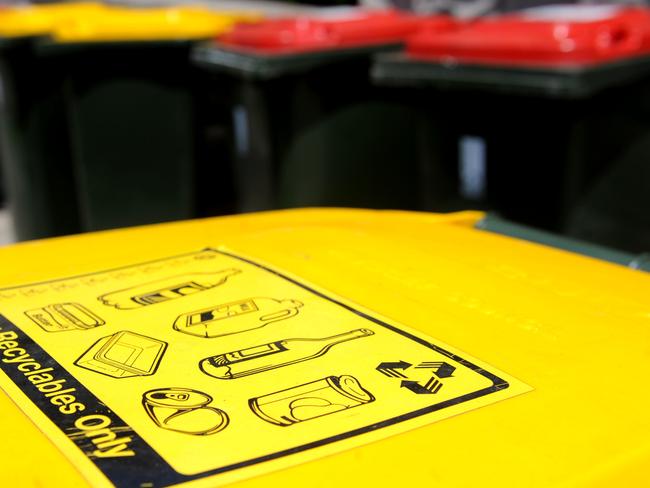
[49,6,258,233]
[0,3,107,240]
[0,3,258,240]
[373,5,650,252]
[192,9,454,212]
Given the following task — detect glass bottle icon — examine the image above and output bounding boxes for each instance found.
[199,328,375,379]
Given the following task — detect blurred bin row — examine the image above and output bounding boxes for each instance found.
[0,3,648,253]
[0,2,259,239]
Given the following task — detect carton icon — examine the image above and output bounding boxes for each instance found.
[173,297,303,338]
[75,331,167,378]
[25,303,105,332]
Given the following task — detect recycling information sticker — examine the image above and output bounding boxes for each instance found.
[0,249,530,487]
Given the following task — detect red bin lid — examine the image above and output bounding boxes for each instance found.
[407,5,650,67]
[217,8,454,54]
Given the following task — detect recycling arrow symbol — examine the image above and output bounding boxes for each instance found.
[415,361,456,378]
[376,360,455,395]
[376,361,412,378]
[400,377,443,395]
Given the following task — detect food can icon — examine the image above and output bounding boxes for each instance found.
[249,375,374,427]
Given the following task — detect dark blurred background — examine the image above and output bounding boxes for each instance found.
[0,0,647,265]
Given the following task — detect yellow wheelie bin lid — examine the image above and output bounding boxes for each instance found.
[52,5,261,43]
[0,208,648,487]
[0,3,259,41]
[0,2,106,38]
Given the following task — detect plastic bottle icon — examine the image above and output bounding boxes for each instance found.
[249,375,375,427]
[173,297,303,338]
[98,269,241,309]
[200,329,375,379]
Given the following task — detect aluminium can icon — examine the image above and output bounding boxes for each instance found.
[249,375,375,427]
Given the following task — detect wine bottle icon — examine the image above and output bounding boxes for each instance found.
[199,328,375,380]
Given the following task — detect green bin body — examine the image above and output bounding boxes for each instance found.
[373,8,650,253]
[0,37,81,240]
[0,37,237,240]
[59,40,200,231]
[0,1,251,241]
[192,11,436,212]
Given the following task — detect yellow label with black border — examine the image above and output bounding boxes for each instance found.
[0,249,530,487]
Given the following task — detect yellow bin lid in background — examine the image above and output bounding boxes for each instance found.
[0,208,648,487]
[0,3,259,42]
[52,5,261,42]
[0,2,106,38]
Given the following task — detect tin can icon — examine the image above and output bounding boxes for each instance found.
[142,388,229,436]
[249,375,374,427]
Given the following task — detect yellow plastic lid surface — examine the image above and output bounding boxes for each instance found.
[0,2,106,38]
[0,208,648,487]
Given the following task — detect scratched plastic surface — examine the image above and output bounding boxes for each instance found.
[0,208,649,487]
